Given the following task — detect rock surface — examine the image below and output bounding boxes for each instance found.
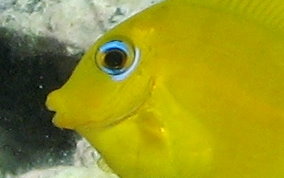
[0,0,161,177]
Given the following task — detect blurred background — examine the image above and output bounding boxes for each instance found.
[0,0,159,177]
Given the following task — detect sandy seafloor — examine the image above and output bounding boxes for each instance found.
[0,0,160,177]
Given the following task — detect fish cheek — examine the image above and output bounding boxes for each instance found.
[81,76,149,127]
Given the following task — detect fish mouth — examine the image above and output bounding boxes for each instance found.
[52,113,68,128]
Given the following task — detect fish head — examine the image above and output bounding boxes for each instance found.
[45,12,161,130]
[46,2,214,176]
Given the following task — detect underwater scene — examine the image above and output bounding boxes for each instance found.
[1,0,284,178]
[0,0,158,177]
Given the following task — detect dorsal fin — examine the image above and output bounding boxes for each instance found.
[169,0,284,33]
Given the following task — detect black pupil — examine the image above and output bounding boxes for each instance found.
[104,49,127,69]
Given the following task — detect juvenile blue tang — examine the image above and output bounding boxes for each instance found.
[47,0,284,177]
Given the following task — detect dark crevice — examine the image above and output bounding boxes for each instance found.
[0,27,81,176]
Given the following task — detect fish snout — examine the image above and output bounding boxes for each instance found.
[45,88,80,129]
[46,89,70,128]
[46,89,61,112]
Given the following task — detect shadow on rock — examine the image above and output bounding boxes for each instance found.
[0,27,83,176]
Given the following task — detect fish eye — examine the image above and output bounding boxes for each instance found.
[95,40,137,77]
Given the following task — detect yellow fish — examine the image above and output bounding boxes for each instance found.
[46,0,284,177]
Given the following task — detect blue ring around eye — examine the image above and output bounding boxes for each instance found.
[99,41,129,75]
[99,41,128,54]
[96,40,140,81]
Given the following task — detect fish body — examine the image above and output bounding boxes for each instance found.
[47,0,284,177]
